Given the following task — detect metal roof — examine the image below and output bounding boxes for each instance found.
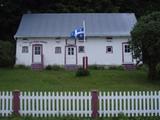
[14,13,137,38]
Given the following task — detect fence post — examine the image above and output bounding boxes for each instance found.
[86,56,88,69]
[83,56,88,70]
[13,90,20,116]
[83,56,86,70]
[91,90,99,118]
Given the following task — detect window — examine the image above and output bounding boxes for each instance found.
[34,46,41,55]
[106,46,113,53]
[22,46,28,53]
[125,45,130,53]
[79,46,85,53]
[68,47,74,55]
[55,47,61,54]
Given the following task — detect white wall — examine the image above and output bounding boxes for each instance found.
[76,37,130,65]
[16,38,65,66]
[16,36,131,66]
[16,39,32,66]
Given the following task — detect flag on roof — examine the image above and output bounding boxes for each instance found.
[70,27,84,40]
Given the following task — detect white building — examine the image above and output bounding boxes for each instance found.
[14,13,137,69]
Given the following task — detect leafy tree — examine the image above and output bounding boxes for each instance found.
[131,12,160,80]
[0,40,15,67]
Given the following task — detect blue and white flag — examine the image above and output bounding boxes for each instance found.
[70,21,86,41]
[70,27,84,40]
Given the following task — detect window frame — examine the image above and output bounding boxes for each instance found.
[34,46,41,55]
[78,46,85,53]
[55,47,61,54]
[106,46,113,53]
[22,46,28,53]
[124,45,131,53]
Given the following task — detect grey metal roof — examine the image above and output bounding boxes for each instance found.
[14,13,137,38]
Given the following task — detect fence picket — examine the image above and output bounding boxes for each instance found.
[72,92,75,116]
[119,92,122,113]
[158,91,160,116]
[68,92,71,115]
[115,92,118,117]
[131,91,134,117]
[128,92,130,117]
[107,92,110,117]
[52,92,55,117]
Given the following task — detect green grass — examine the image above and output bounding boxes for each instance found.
[0,68,160,91]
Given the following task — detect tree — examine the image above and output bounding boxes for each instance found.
[131,12,160,80]
[0,40,15,67]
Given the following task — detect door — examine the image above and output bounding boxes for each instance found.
[66,46,77,65]
[122,43,133,63]
[32,44,42,63]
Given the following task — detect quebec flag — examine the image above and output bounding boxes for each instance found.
[70,27,84,40]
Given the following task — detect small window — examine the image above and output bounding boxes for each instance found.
[55,47,61,54]
[22,46,28,53]
[34,46,41,55]
[106,46,113,53]
[79,46,85,53]
[125,45,130,53]
[68,47,74,55]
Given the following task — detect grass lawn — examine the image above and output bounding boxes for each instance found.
[0,68,160,91]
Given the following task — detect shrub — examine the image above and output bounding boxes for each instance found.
[45,65,52,70]
[156,63,160,79]
[52,65,62,71]
[76,68,90,77]
[89,64,98,70]
[14,64,30,69]
[45,65,63,71]
[136,64,148,71]
[89,65,105,70]
[0,40,15,67]
[108,65,124,70]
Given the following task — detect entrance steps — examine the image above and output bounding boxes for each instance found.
[31,63,43,70]
[123,64,136,70]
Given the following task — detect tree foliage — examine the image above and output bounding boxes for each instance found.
[131,12,160,80]
[0,40,15,67]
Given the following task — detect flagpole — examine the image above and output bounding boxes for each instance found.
[83,20,85,42]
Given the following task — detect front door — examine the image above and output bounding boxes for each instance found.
[66,46,77,65]
[32,44,42,63]
[122,43,133,63]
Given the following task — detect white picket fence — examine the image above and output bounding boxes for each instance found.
[99,91,160,117]
[20,91,92,117]
[0,91,12,116]
[0,91,160,117]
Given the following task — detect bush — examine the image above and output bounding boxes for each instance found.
[136,64,148,71]
[89,65,105,70]
[52,65,62,71]
[0,40,15,67]
[45,65,52,70]
[156,63,160,78]
[76,68,90,77]
[45,65,63,71]
[89,64,98,69]
[14,64,30,69]
[108,65,124,70]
